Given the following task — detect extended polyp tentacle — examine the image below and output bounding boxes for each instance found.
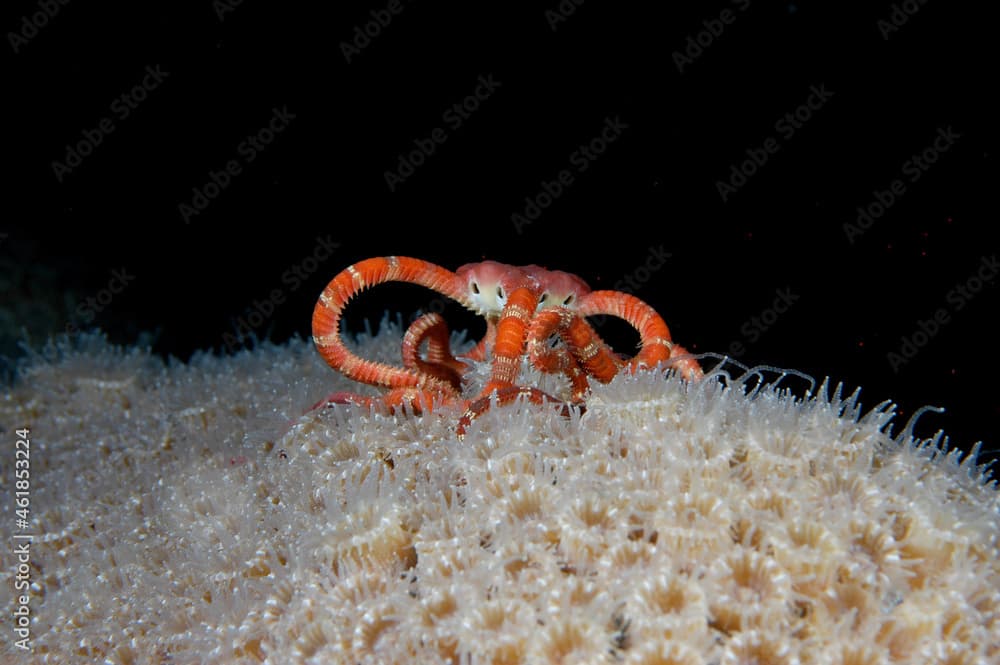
[578,290,703,379]
[312,256,472,396]
[401,312,467,391]
[662,343,704,380]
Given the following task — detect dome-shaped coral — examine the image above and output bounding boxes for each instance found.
[1,324,997,664]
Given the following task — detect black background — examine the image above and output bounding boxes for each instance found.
[5,2,997,466]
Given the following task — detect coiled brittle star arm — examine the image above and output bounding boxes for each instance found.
[312,256,473,400]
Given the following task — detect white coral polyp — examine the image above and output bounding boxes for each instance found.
[1,323,998,665]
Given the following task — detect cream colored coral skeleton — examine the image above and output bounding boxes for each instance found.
[1,328,997,664]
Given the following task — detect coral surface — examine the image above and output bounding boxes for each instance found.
[1,322,998,664]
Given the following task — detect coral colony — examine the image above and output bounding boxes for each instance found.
[2,318,997,663]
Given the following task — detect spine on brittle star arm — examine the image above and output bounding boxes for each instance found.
[578,290,674,371]
[527,308,620,399]
[461,323,495,362]
[456,385,571,438]
[401,312,465,391]
[312,257,470,392]
[482,286,539,392]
